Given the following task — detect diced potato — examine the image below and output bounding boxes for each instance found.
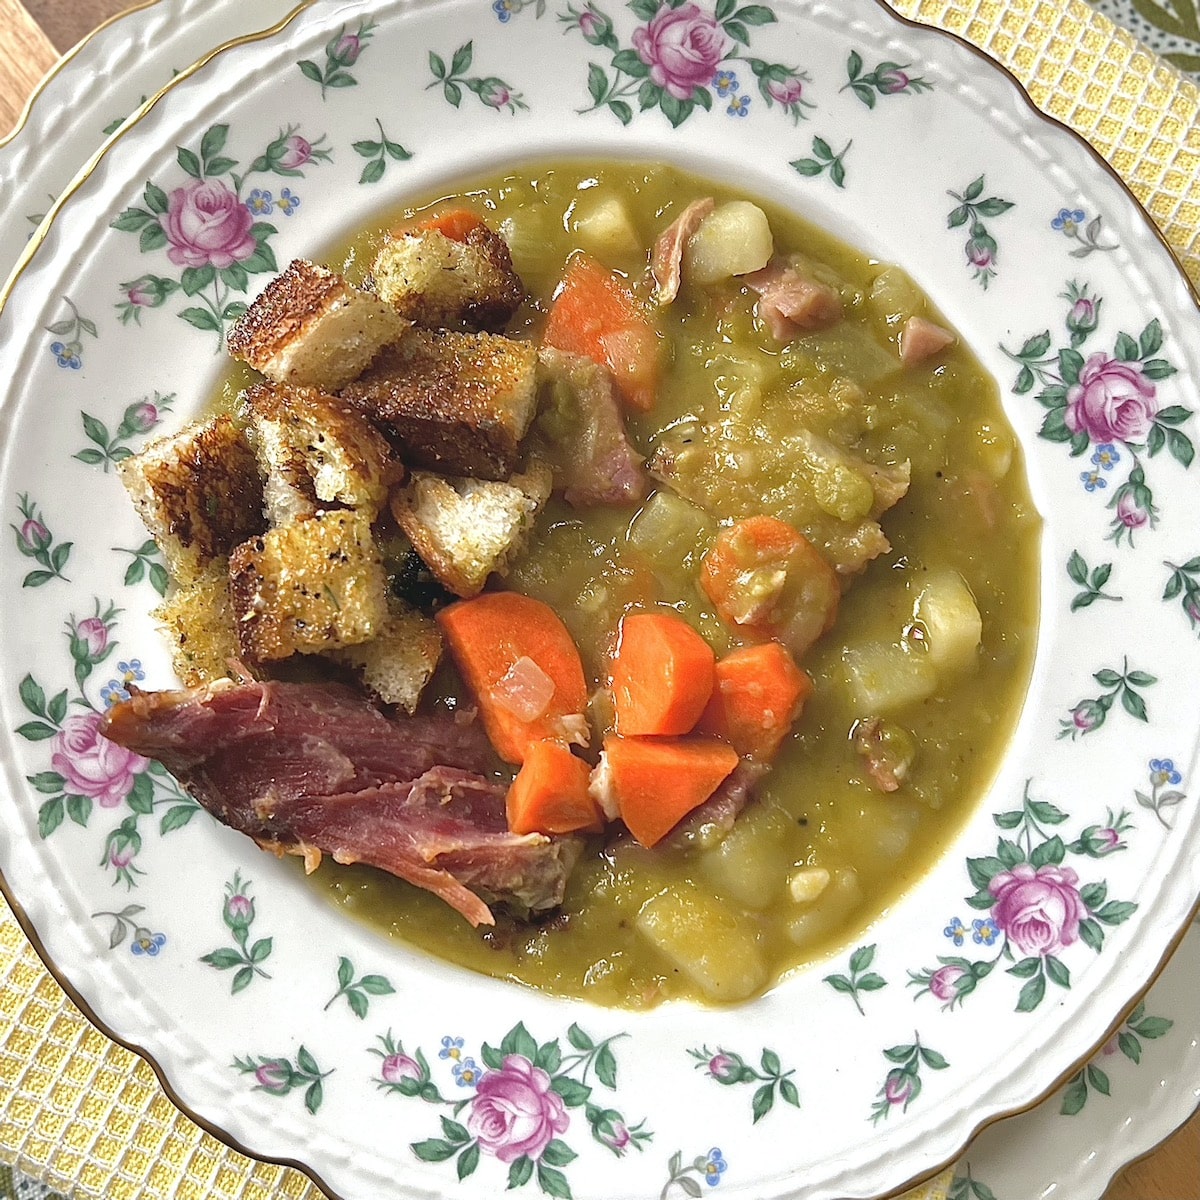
[626,490,715,562]
[973,421,1014,480]
[791,324,899,386]
[498,211,554,289]
[571,194,642,260]
[842,639,937,713]
[685,201,773,285]
[699,804,793,910]
[866,265,923,327]
[636,883,767,1002]
[786,867,861,950]
[912,569,982,675]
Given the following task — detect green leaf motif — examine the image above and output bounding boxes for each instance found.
[1015,971,1046,1012]
[751,1082,774,1122]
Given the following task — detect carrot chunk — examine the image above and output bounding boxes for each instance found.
[698,642,814,761]
[543,251,661,411]
[603,735,739,848]
[610,612,715,736]
[398,207,487,242]
[437,593,589,764]
[507,740,603,835]
[699,515,839,659]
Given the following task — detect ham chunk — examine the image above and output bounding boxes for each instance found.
[744,260,843,342]
[651,197,714,306]
[100,678,580,925]
[535,348,647,506]
[900,316,956,366]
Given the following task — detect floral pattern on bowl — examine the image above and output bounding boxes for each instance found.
[1,3,1199,1200]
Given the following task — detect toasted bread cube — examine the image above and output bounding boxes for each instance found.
[241,381,401,524]
[153,560,241,687]
[373,223,525,332]
[341,329,538,480]
[117,414,264,586]
[332,597,442,712]
[227,259,409,391]
[228,509,388,661]
[390,461,552,598]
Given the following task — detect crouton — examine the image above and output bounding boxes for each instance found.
[373,223,525,332]
[341,329,538,480]
[228,509,388,661]
[390,461,552,598]
[117,414,264,586]
[331,597,442,712]
[241,381,401,525]
[227,259,408,391]
[152,560,241,687]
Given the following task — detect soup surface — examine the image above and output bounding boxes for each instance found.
[222,162,1040,1007]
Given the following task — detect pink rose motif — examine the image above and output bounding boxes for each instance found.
[988,862,1087,957]
[51,712,147,808]
[766,76,805,106]
[876,67,910,94]
[334,33,362,65]
[632,3,728,101]
[278,135,313,171]
[1064,354,1158,443]
[76,616,109,658]
[466,1055,569,1164]
[884,1072,914,1106]
[1116,490,1149,530]
[254,1060,291,1092]
[381,1053,422,1084]
[928,964,966,1003]
[18,518,49,552]
[966,237,994,269]
[160,178,257,270]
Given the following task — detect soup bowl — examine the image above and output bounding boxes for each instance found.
[1,2,1198,1198]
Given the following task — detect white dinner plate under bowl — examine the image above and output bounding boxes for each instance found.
[0,0,302,284]
[1,2,1199,1199]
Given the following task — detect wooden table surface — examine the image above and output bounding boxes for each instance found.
[0,0,1197,1196]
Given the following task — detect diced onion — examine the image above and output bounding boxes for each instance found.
[491,656,555,722]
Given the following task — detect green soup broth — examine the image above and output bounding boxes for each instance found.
[307,161,1040,1008]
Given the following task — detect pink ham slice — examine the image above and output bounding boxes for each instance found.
[744,260,843,341]
[900,316,956,366]
[651,197,715,306]
[537,348,647,506]
[100,677,580,926]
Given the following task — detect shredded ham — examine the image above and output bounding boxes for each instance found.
[744,259,843,341]
[651,196,715,305]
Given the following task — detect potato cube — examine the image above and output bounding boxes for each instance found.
[842,639,937,713]
[913,569,982,675]
[685,201,773,285]
[635,883,766,1002]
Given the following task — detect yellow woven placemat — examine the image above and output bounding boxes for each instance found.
[2,2,1197,1199]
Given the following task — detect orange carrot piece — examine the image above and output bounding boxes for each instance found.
[698,642,814,761]
[610,612,715,736]
[699,515,839,660]
[507,740,603,835]
[437,593,589,765]
[603,735,739,848]
[418,208,486,242]
[543,251,661,412]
